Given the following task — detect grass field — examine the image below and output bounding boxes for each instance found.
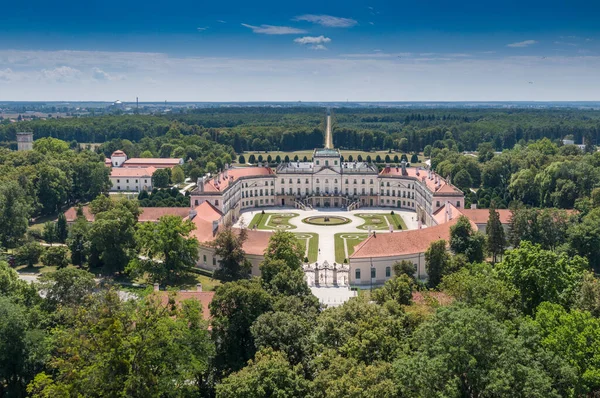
[355,213,408,231]
[238,150,424,165]
[249,212,298,230]
[334,233,369,264]
[294,232,319,263]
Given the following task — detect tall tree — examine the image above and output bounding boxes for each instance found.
[425,239,450,288]
[216,349,309,398]
[213,226,251,281]
[67,213,90,267]
[89,204,138,275]
[0,182,31,248]
[152,168,170,188]
[128,215,199,284]
[29,289,213,397]
[486,203,506,263]
[55,212,68,243]
[497,241,587,314]
[449,215,484,263]
[394,306,556,397]
[210,279,273,376]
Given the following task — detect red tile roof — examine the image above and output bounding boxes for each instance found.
[350,217,464,259]
[110,166,156,178]
[111,150,127,157]
[459,208,512,225]
[193,201,223,222]
[203,167,274,192]
[64,206,189,223]
[122,158,183,168]
[155,290,215,321]
[379,166,462,195]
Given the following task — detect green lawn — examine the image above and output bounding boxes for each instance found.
[294,232,319,263]
[249,212,298,230]
[334,233,369,264]
[355,213,407,231]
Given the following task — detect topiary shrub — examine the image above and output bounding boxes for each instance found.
[390,210,395,215]
[304,256,309,263]
[398,224,402,230]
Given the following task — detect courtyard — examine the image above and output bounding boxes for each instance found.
[235,208,419,265]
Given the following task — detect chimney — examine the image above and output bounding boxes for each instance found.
[196,283,203,292]
[189,208,197,220]
[471,203,477,209]
[153,283,159,292]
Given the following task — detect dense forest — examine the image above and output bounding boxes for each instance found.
[3,107,600,154]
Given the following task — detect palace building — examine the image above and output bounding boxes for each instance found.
[190,148,464,227]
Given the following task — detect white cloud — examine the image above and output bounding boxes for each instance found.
[241,23,306,35]
[91,67,114,81]
[310,45,328,50]
[294,35,331,45]
[0,68,14,82]
[217,20,226,23]
[2,49,600,101]
[294,14,357,28]
[40,66,81,82]
[507,40,538,48]
[197,27,208,31]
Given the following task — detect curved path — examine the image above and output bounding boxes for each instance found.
[236,208,419,264]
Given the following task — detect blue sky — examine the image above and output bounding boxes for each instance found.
[1,0,599,101]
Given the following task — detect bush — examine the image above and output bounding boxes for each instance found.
[343,258,348,263]
[390,211,395,215]
[15,241,43,267]
[41,246,69,269]
[398,224,402,230]
[303,257,309,263]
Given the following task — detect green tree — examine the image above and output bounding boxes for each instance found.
[372,274,413,305]
[425,239,450,288]
[312,354,395,398]
[140,150,153,158]
[0,297,48,397]
[314,296,406,364]
[0,182,31,248]
[251,311,314,366]
[423,145,432,157]
[89,204,137,275]
[526,302,600,396]
[394,306,556,398]
[497,241,587,314]
[40,246,69,269]
[450,215,484,263]
[263,231,304,271]
[210,279,273,376]
[440,262,519,320]
[453,169,473,191]
[129,216,199,284]
[29,289,213,397]
[486,203,506,263]
[39,268,96,309]
[576,272,600,317]
[15,241,43,267]
[393,259,416,281]
[36,165,70,215]
[238,155,246,164]
[213,226,251,281]
[67,214,90,266]
[152,168,170,188]
[216,349,309,398]
[410,153,419,163]
[569,207,600,271]
[171,165,185,184]
[42,222,57,245]
[56,212,68,243]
